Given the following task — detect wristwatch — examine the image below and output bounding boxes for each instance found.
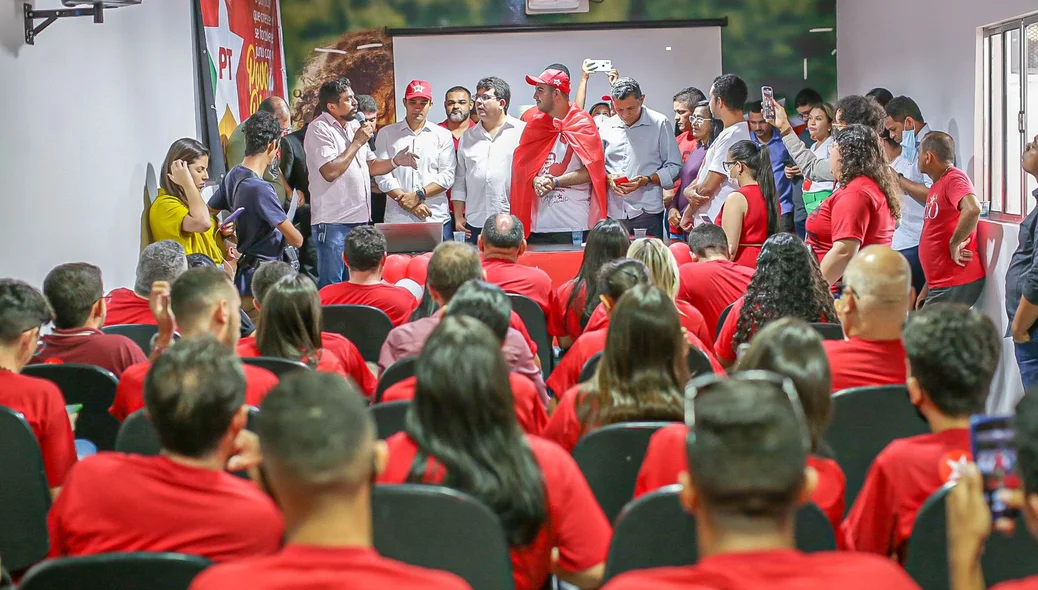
[416,188,427,202]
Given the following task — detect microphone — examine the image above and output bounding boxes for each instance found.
[355,112,366,124]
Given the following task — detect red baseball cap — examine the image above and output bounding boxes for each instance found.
[404,80,432,100]
[601,95,612,102]
[526,69,571,94]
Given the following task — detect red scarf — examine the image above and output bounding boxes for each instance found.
[510,104,608,237]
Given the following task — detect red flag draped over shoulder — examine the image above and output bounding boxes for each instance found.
[510,104,608,238]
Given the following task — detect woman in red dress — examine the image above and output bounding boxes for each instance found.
[715,140,780,268]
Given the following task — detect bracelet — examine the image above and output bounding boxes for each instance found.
[149,332,175,355]
[552,177,560,189]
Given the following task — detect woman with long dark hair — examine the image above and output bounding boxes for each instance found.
[715,140,779,267]
[714,233,838,366]
[806,123,900,286]
[377,316,611,590]
[548,218,630,349]
[543,283,689,453]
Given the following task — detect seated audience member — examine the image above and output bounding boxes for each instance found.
[104,240,188,326]
[549,219,630,349]
[317,226,418,327]
[110,268,278,421]
[635,318,846,533]
[246,262,376,396]
[826,246,912,393]
[187,253,256,337]
[479,214,552,315]
[0,280,76,495]
[35,262,146,376]
[841,304,1000,561]
[676,224,754,336]
[191,377,472,590]
[50,337,283,560]
[382,281,546,434]
[715,234,837,366]
[603,377,919,590]
[377,315,611,590]
[379,242,546,399]
[715,139,780,268]
[543,284,687,453]
[1008,134,1038,389]
[916,132,985,308]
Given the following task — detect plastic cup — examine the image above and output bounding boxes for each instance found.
[634,228,648,239]
[571,230,582,247]
[453,231,466,243]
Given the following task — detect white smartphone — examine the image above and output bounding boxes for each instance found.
[700,214,713,224]
[588,59,613,73]
[761,86,776,120]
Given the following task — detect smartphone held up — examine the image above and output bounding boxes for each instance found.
[761,86,776,121]
[970,414,1022,520]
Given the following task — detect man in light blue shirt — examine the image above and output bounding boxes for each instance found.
[600,77,682,238]
[747,101,795,233]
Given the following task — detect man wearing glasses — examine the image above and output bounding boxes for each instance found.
[451,77,526,244]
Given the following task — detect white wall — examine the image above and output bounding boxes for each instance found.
[0,0,200,290]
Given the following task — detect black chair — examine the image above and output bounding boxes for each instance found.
[573,422,672,523]
[323,304,393,363]
[375,356,418,403]
[714,301,735,340]
[509,294,552,378]
[373,484,515,590]
[117,407,261,457]
[824,385,928,513]
[0,406,52,572]
[578,351,603,384]
[686,347,714,378]
[602,486,836,582]
[22,363,120,451]
[241,356,309,378]
[101,324,158,355]
[20,552,211,590]
[810,322,845,340]
[372,400,410,440]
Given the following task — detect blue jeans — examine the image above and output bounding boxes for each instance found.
[898,246,926,296]
[465,222,482,245]
[1016,340,1038,391]
[313,222,364,289]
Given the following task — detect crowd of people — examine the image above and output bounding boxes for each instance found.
[3,56,1038,590]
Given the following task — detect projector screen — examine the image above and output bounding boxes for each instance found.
[391,26,723,121]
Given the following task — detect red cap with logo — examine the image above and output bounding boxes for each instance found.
[525,69,571,95]
[404,80,432,100]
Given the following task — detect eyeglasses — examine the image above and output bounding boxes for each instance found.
[684,370,811,452]
[34,338,46,356]
[95,294,113,305]
[692,115,713,123]
[473,94,498,103]
[722,160,740,172]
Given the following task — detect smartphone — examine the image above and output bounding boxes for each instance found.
[971,414,1021,520]
[615,176,630,185]
[588,59,613,73]
[699,215,713,224]
[761,86,776,121]
[220,207,246,229]
[65,403,83,415]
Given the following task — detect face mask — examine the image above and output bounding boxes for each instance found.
[901,123,918,162]
[593,114,608,127]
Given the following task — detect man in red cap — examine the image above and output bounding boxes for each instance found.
[511,64,608,244]
[373,80,457,241]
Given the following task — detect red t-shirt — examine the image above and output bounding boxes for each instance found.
[48,453,283,561]
[823,337,907,394]
[482,257,552,316]
[674,131,698,194]
[602,548,920,590]
[549,280,587,342]
[919,167,985,289]
[110,360,278,421]
[583,300,713,348]
[102,288,156,326]
[318,281,419,328]
[237,335,376,395]
[633,423,846,534]
[715,184,774,268]
[378,433,611,590]
[382,374,547,435]
[841,428,972,561]
[0,370,77,488]
[677,260,754,337]
[542,386,683,454]
[713,297,745,363]
[805,176,895,275]
[546,328,609,398]
[34,328,147,378]
[993,579,1038,590]
[188,545,472,590]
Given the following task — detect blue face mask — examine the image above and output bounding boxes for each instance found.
[901,123,918,162]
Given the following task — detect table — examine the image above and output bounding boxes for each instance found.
[518,245,584,288]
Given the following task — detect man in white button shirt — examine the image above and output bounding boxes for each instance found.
[304,77,419,287]
[374,80,457,241]
[600,77,682,238]
[452,77,526,244]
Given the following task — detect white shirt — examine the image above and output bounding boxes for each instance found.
[696,121,752,222]
[453,115,526,228]
[600,107,683,219]
[374,120,456,224]
[532,135,592,233]
[304,112,375,225]
[889,124,933,250]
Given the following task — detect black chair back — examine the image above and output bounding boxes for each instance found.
[509,294,552,377]
[578,351,603,384]
[117,407,261,458]
[372,400,410,440]
[824,384,928,513]
[715,301,735,340]
[323,304,393,363]
[686,347,714,377]
[373,484,515,590]
[22,363,120,451]
[101,324,158,355]
[0,406,51,571]
[602,486,836,583]
[375,357,417,403]
[20,552,211,590]
[810,322,845,340]
[241,356,309,378]
[573,422,671,523]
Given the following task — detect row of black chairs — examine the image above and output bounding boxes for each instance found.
[713,302,845,342]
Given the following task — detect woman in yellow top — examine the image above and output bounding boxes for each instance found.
[150,138,231,264]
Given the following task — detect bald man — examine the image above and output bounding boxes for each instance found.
[188,372,471,590]
[226,96,293,204]
[478,214,552,314]
[825,246,913,393]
